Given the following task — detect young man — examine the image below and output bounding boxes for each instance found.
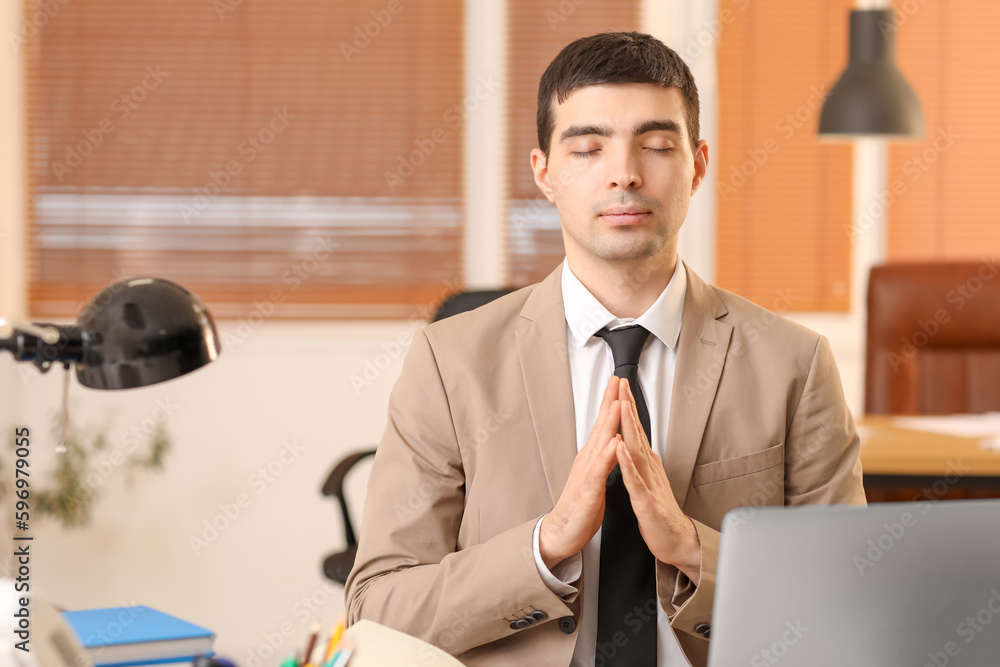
[345,32,865,667]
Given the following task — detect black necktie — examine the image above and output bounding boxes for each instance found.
[593,324,657,665]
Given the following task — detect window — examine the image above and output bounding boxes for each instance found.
[25,0,464,319]
[715,0,853,311]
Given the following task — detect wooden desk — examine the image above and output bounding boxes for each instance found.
[857,415,1000,500]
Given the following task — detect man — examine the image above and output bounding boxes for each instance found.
[345,31,865,666]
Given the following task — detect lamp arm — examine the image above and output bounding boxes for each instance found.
[0,317,60,343]
[0,318,84,373]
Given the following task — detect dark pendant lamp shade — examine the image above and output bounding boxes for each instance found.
[76,278,220,390]
[819,9,925,138]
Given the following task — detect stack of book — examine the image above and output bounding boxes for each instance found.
[62,605,215,667]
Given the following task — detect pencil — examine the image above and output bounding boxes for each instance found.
[323,619,345,662]
[303,622,320,666]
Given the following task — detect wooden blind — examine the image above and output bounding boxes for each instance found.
[25,0,464,319]
[716,0,853,312]
[505,1,641,287]
[887,0,1000,260]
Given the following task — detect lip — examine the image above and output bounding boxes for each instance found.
[600,206,651,226]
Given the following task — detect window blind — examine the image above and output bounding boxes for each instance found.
[716,0,853,312]
[25,0,464,319]
[886,0,1000,261]
[505,1,641,287]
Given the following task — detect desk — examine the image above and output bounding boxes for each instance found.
[857,415,1000,501]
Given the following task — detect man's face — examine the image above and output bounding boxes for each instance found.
[531,83,708,267]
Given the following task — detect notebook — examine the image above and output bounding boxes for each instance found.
[62,605,214,667]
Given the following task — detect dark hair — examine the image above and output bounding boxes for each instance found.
[536,31,700,157]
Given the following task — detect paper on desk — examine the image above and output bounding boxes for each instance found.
[343,620,464,667]
[890,413,1000,451]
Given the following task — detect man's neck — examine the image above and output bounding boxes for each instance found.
[567,251,678,319]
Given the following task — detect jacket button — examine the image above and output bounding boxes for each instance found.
[694,622,711,639]
[531,611,548,622]
[514,619,531,630]
[558,617,576,634]
[508,620,519,630]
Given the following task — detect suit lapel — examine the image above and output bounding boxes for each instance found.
[513,260,733,510]
[515,264,578,506]
[666,262,733,509]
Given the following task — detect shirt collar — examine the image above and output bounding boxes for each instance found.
[560,256,687,350]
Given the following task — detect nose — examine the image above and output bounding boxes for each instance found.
[608,146,642,190]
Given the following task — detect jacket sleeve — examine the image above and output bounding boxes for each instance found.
[344,328,576,655]
[663,333,867,637]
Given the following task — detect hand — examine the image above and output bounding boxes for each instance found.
[538,375,622,569]
[616,379,702,584]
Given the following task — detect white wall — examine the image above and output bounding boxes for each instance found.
[0,320,417,665]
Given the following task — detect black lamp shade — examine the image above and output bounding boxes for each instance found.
[819,10,924,138]
[76,278,221,390]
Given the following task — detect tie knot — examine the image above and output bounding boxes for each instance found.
[594,325,651,370]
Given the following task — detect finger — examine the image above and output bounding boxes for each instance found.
[619,397,646,455]
[616,437,648,497]
[586,376,620,447]
[582,432,621,495]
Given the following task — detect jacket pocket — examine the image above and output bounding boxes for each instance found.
[691,442,784,487]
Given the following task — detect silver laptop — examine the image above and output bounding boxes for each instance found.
[708,499,1000,666]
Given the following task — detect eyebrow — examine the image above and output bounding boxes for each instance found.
[558,119,683,144]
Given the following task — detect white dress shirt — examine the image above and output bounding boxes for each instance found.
[531,256,690,666]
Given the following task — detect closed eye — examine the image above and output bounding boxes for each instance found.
[572,150,600,158]
[645,148,673,154]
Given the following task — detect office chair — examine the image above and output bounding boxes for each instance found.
[864,261,1000,502]
[322,287,517,585]
[865,261,1000,414]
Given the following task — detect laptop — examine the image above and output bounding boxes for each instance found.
[708,499,1000,666]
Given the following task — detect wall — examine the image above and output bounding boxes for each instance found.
[0,319,419,664]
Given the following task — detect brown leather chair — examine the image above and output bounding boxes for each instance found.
[866,260,1000,415]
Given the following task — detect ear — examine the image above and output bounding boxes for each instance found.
[530,148,556,203]
[690,140,709,195]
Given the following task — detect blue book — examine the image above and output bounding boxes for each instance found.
[61,605,214,667]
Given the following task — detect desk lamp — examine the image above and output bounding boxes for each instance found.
[1,277,220,390]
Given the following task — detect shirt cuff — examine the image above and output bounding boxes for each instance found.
[532,514,581,598]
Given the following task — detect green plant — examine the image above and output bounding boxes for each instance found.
[1,414,172,528]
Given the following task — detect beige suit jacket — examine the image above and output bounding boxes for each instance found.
[345,261,866,666]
